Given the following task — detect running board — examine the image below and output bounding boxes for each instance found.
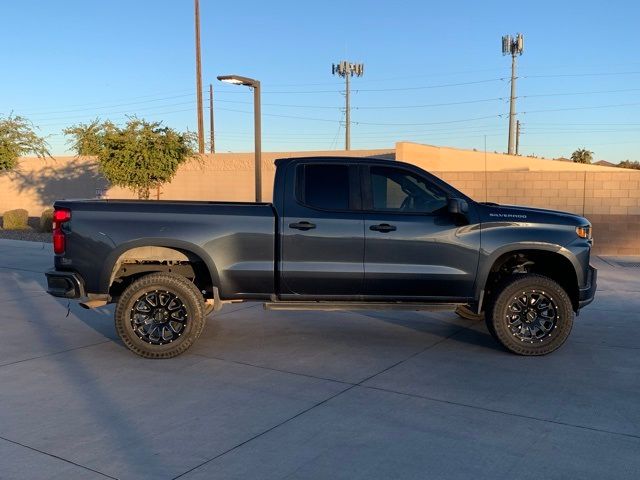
[264,301,463,312]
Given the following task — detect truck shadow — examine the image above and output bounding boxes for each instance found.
[356,310,504,352]
[5,271,172,478]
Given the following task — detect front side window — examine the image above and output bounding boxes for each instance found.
[299,164,350,210]
[370,166,447,214]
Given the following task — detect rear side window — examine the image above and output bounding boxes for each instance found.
[299,164,350,210]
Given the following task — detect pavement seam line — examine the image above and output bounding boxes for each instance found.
[0,435,118,479]
[0,340,111,368]
[172,319,477,478]
[0,265,45,274]
[570,340,640,350]
[170,384,357,480]
[213,303,261,317]
[355,318,478,385]
[360,384,640,441]
[0,292,49,305]
[191,353,354,386]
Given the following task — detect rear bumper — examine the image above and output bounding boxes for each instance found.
[578,265,597,309]
[45,270,85,299]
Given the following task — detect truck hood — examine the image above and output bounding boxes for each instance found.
[477,202,590,227]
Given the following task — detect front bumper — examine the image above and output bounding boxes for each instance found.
[578,265,597,309]
[45,270,85,299]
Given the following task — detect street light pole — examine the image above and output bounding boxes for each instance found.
[253,80,262,202]
[217,75,262,202]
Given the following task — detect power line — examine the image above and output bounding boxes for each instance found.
[226,77,507,94]
[525,122,640,126]
[354,114,502,126]
[19,93,198,116]
[26,101,198,121]
[521,87,640,99]
[14,80,640,118]
[354,97,504,109]
[522,70,640,79]
[17,85,640,119]
[522,101,640,114]
[352,78,505,93]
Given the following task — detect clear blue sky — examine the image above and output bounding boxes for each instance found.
[2,0,639,162]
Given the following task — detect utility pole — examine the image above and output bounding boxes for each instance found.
[194,0,205,154]
[502,33,524,155]
[332,61,364,150]
[515,120,521,155]
[209,83,215,153]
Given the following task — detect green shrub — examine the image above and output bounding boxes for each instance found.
[2,209,29,230]
[39,208,54,232]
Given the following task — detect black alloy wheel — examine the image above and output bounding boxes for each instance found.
[505,289,559,343]
[487,274,574,356]
[115,272,206,358]
[130,290,189,345]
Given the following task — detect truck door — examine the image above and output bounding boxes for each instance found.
[362,165,480,300]
[280,162,364,298]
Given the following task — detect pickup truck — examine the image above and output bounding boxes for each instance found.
[46,156,597,358]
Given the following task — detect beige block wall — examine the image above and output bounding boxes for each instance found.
[434,170,640,255]
[0,149,394,214]
[2,145,638,255]
[396,141,625,172]
[0,156,109,218]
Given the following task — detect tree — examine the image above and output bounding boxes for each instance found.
[618,160,640,170]
[570,148,593,164]
[64,118,197,199]
[63,119,115,156]
[0,115,50,172]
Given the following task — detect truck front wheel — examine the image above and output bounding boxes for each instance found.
[487,274,574,356]
[114,272,206,358]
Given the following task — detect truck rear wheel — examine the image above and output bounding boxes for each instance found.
[487,274,573,356]
[114,272,206,358]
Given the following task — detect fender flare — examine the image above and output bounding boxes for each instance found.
[474,242,582,301]
[99,238,221,296]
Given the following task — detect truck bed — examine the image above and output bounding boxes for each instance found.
[54,199,276,298]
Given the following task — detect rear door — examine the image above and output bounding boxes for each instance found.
[279,162,364,298]
[362,164,480,300]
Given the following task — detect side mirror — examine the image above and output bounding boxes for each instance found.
[448,197,469,215]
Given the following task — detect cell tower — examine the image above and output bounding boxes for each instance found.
[502,33,524,155]
[332,61,364,151]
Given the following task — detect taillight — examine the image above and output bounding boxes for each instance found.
[52,208,71,254]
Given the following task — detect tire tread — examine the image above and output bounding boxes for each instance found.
[114,272,205,359]
[487,273,574,356]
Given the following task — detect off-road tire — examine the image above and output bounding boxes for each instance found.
[487,274,574,356]
[115,272,206,358]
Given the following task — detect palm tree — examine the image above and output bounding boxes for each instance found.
[571,148,593,164]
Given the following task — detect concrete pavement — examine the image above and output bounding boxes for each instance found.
[0,238,638,479]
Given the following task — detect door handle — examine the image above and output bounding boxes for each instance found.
[369,223,397,232]
[289,221,316,231]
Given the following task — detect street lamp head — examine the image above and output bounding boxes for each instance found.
[215,74,262,202]
[217,75,259,87]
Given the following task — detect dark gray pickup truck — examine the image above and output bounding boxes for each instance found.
[46,156,596,358]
